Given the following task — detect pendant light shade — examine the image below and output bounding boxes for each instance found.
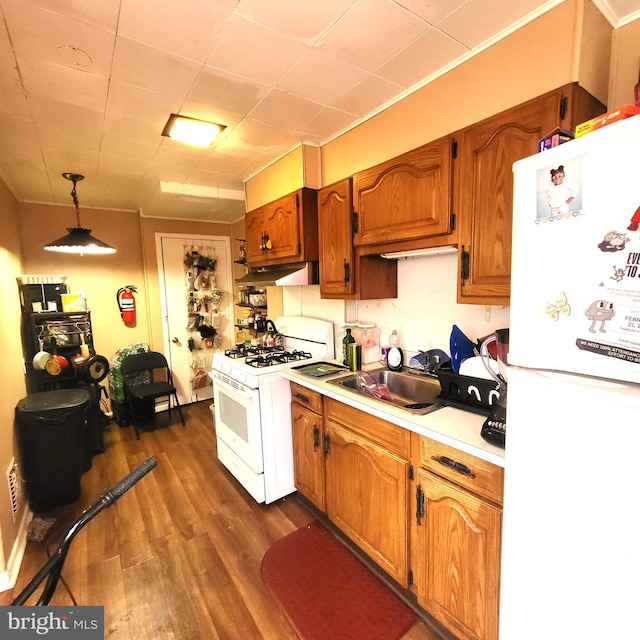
[44,173,116,255]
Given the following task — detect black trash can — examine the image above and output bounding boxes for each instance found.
[15,389,90,513]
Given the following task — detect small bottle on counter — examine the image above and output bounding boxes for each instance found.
[342,327,355,367]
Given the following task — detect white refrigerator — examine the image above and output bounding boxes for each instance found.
[500,115,640,640]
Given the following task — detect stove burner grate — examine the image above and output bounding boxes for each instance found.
[243,349,313,368]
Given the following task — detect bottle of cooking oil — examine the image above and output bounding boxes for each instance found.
[342,327,355,367]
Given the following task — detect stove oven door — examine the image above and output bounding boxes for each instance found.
[211,373,265,502]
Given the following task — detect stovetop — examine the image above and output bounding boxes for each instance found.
[225,346,313,368]
[211,316,335,388]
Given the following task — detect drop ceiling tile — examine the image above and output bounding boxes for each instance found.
[393,0,466,26]
[248,88,323,130]
[36,123,101,151]
[0,166,52,201]
[236,0,356,45]
[153,139,211,166]
[99,136,159,162]
[187,169,245,191]
[0,59,30,116]
[332,73,404,117]
[438,0,552,49]
[178,99,244,130]
[277,48,368,105]
[2,0,115,77]
[0,10,12,51]
[40,143,100,173]
[221,117,300,162]
[103,113,167,146]
[376,27,468,87]
[118,0,232,62]
[16,0,121,31]
[17,56,109,111]
[29,99,104,137]
[111,37,202,98]
[198,154,246,176]
[106,81,181,123]
[316,0,429,71]
[206,13,306,85]
[297,106,359,141]
[188,67,269,115]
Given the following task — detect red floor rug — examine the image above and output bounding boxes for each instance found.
[261,521,417,640]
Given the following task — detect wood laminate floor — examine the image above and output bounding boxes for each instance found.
[0,401,440,640]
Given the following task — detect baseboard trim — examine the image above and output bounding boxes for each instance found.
[0,507,33,593]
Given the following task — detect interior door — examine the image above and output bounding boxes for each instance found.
[156,234,234,405]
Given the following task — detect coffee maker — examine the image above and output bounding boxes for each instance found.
[479,328,509,447]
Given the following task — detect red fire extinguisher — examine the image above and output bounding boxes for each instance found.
[117,285,137,323]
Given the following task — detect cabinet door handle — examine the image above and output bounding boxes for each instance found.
[294,391,309,404]
[323,433,331,457]
[313,426,320,451]
[461,245,470,282]
[431,455,475,478]
[343,259,350,284]
[416,485,425,525]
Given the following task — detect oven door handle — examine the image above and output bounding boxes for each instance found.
[212,374,255,399]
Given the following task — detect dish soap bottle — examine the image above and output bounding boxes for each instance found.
[386,329,404,371]
[342,327,355,367]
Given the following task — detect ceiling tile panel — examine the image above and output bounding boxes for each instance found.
[248,88,324,130]
[277,48,368,104]
[29,99,104,137]
[187,67,269,115]
[111,38,203,98]
[118,0,233,62]
[297,106,360,140]
[102,113,168,146]
[376,27,468,87]
[206,13,306,85]
[1,0,115,76]
[106,81,181,123]
[236,0,356,44]
[17,0,121,31]
[332,73,404,116]
[438,0,553,49]
[393,0,466,26]
[17,56,109,111]
[315,0,429,71]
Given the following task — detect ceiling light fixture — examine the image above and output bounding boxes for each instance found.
[161,114,225,147]
[44,173,116,255]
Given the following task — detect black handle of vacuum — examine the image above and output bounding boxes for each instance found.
[106,456,157,501]
[11,456,158,606]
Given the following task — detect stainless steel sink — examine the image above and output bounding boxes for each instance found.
[326,367,442,415]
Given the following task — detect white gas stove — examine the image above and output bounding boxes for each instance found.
[210,316,334,503]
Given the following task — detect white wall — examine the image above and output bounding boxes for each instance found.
[281,253,510,360]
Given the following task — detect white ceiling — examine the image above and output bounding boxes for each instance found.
[0,0,637,223]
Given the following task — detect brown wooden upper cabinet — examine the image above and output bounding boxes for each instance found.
[353,136,455,247]
[245,188,319,267]
[317,178,396,299]
[455,83,605,305]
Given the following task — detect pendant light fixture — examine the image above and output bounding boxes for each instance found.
[44,173,116,255]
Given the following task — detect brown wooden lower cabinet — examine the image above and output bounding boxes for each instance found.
[290,384,504,639]
[412,434,504,640]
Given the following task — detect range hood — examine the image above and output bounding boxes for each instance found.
[235,262,319,286]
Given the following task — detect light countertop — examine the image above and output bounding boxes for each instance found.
[281,365,506,468]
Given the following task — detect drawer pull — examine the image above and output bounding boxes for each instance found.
[431,455,475,478]
[294,392,310,404]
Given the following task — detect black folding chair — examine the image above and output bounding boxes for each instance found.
[121,351,185,439]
